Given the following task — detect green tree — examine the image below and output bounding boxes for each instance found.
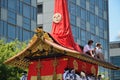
[0,39,27,80]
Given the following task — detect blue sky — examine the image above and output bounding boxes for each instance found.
[109,0,120,42]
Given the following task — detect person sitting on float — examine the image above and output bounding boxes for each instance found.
[94,42,105,61]
[83,40,94,57]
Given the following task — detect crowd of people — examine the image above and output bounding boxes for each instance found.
[83,40,105,61]
[63,68,103,80]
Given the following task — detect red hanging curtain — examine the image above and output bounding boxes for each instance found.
[51,0,82,52]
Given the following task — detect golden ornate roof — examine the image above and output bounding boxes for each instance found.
[4,29,120,70]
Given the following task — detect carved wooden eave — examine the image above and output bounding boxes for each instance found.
[4,29,120,70]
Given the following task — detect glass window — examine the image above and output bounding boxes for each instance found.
[31,7,37,21]
[1,0,7,8]
[23,30,30,41]
[37,4,43,14]
[86,11,90,21]
[80,19,86,30]
[68,0,76,4]
[0,21,8,36]
[86,32,91,41]
[76,6,81,17]
[98,8,103,18]
[78,27,81,38]
[91,34,95,41]
[23,0,31,4]
[90,24,95,34]
[23,17,31,30]
[70,2,76,16]
[23,4,30,18]
[95,16,98,26]
[81,9,86,20]
[19,28,23,41]
[0,21,4,35]
[8,0,16,12]
[8,11,16,25]
[17,0,20,13]
[20,2,23,14]
[31,0,36,7]
[99,29,104,38]
[71,25,76,39]
[81,30,86,41]
[75,27,79,38]
[17,14,22,27]
[8,24,15,39]
[3,21,7,37]
[33,7,37,21]
[1,8,7,21]
[17,0,23,15]
[76,0,80,6]
[90,0,95,4]
[90,4,95,13]
[76,17,80,27]
[90,13,95,24]
[104,21,108,30]
[70,14,76,25]
[16,26,20,39]
[98,0,103,9]
[31,20,37,31]
[81,29,86,46]
[104,0,108,11]
[80,0,86,8]
[99,18,104,29]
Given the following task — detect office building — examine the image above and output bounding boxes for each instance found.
[0,0,37,42]
[110,41,120,80]
[37,0,109,77]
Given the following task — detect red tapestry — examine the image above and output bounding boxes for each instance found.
[51,0,82,52]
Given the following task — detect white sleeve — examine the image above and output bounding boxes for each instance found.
[83,45,92,53]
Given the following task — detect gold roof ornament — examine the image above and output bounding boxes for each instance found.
[4,30,120,70]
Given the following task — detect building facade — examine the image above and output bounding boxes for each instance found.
[110,41,120,80]
[0,0,37,42]
[37,0,109,77]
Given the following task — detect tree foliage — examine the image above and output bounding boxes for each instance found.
[0,39,27,80]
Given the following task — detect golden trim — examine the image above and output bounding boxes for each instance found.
[31,74,62,80]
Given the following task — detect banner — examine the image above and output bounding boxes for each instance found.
[51,0,82,52]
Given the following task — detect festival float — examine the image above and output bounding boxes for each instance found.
[4,0,120,80]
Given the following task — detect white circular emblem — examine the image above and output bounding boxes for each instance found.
[53,13,62,23]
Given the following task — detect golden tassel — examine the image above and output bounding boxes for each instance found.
[53,57,58,80]
[36,59,41,80]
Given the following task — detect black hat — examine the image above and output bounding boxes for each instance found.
[22,71,27,75]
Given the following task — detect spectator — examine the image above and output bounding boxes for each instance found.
[94,43,105,61]
[83,40,94,57]
[80,71,87,80]
[97,75,102,80]
[20,71,27,80]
